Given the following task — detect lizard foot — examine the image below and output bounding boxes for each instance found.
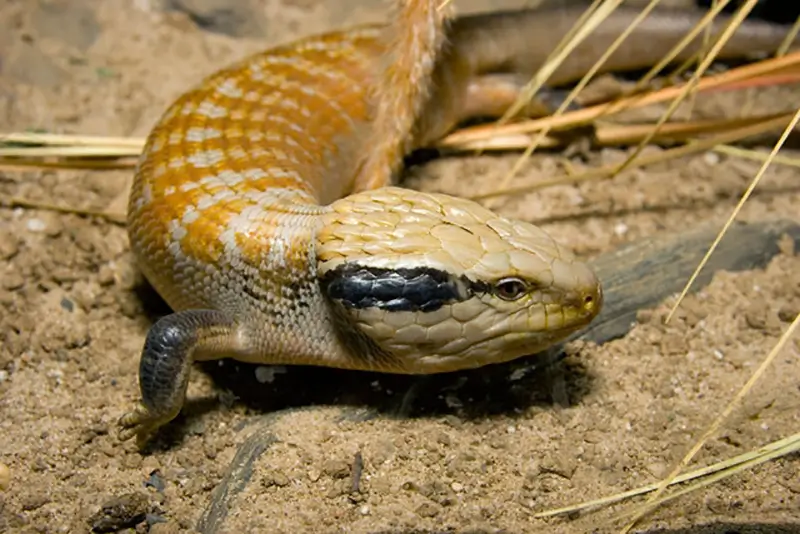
[118,403,179,448]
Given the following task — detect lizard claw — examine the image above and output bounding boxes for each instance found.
[118,403,176,448]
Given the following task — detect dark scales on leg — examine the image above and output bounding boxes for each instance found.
[118,309,239,447]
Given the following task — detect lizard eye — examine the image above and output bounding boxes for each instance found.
[494,277,528,301]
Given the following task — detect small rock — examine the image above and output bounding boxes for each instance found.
[89,492,150,533]
[659,333,688,356]
[323,459,350,479]
[743,301,782,334]
[325,479,348,499]
[203,440,218,460]
[436,432,451,446]
[778,303,798,323]
[52,267,80,283]
[703,151,720,166]
[262,470,290,488]
[60,297,75,312]
[71,226,99,253]
[21,494,50,511]
[539,453,577,479]
[416,502,440,518]
[744,303,768,330]
[307,468,321,483]
[25,218,47,233]
[370,438,396,466]
[636,308,654,324]
[70,281,101,311]
[2,271,25,290]
[401,480,419,492]
[779,471,800,494]
[31,458,49,473]
[32,211,65,238]
[40,318,90,351]
[80,423,109,444]
[98,265,115,286]
[145,470,166,492]
[122,455,142,471]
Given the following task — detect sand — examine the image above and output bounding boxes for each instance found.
[0,1,798,533]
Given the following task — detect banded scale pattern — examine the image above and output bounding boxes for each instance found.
[128,26,388,314]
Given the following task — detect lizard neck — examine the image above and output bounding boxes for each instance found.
[226,201,401,372]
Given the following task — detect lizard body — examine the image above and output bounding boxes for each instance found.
[120,1,791,444]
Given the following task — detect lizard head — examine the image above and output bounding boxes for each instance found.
[317,186,602,373]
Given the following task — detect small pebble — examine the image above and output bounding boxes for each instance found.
[98,264,116,286]
[60,297,75,312]
[323,459,350,479]
[262,469,290,488]
[307,468,321,483]
[26,218,46,232]
[21,494,50,511]
[703,151,720,165]
[416,502,440,518]
[0,462,11,491]
[145,470,166,492]
[1,271,24,291]
[89,492,150,532]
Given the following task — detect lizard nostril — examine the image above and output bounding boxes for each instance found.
[582,285,603,314]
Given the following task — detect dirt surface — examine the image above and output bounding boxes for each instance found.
[0,1,799,533]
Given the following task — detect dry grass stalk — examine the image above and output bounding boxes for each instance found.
[440,51,800,147]
[534,430,800,518]
[490,0,631,196]
[618,312,799,531]
[466,111,796,201]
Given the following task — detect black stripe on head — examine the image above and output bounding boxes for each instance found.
[321,264,467,312]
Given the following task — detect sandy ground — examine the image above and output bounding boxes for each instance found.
[1,1,799,533]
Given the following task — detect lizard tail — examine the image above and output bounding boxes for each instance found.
[354,0,452,192]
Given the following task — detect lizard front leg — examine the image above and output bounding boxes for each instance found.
[118,309,240,447]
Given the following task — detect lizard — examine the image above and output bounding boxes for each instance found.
[119,0,793,446]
